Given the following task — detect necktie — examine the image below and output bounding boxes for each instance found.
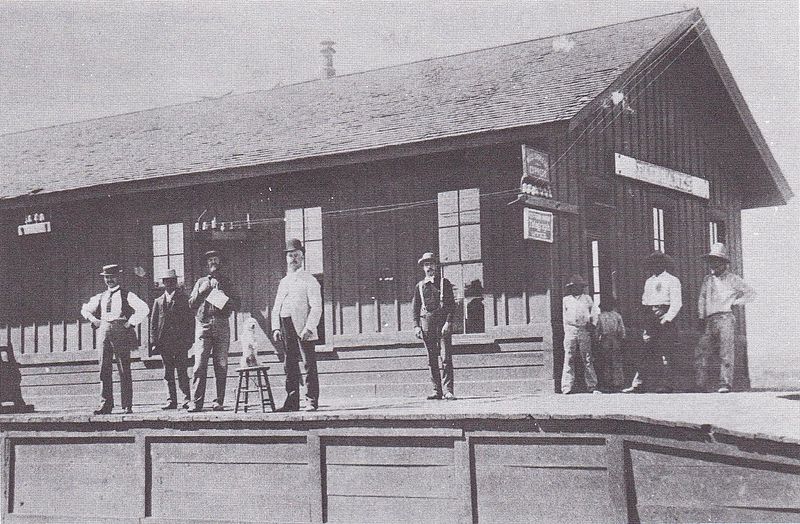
[106,288,119,313]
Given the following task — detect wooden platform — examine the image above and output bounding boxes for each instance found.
[1,392,799,523]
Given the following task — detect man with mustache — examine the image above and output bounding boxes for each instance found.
[412,252,457,400]
[187,250,240,412]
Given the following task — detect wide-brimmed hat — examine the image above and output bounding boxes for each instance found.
[285,238,305,253]
[417,252,438,266]
[564,274,587,288]
[203,249,222,260]
[702,242,729,261]
[161,268,179,281]
[100,264,122,276]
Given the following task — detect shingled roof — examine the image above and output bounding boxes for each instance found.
[0,9,788,206]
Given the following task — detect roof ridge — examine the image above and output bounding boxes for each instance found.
[1,8,696,137]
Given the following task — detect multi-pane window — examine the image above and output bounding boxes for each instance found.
[590,240,601,305]
[709,220,726,248]
[438,188,484,332]
[285,207,323,274]
[652,207,666,252]
[152,223,185,285]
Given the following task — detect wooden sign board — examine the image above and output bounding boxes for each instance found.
[521,145,550,184]
[523,208,554,243]
[615,153,710,199]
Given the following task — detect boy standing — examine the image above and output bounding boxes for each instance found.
[594,296,626,391]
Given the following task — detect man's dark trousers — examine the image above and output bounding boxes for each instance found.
[280,317,319,408]
[632,310,677,391]
[158,338,191,404]
[98,320,136,410]
[421,309,454,396]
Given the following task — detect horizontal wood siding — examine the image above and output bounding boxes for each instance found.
[3,419,798,523]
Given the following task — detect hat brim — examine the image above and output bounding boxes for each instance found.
[702,254,729,261]
[100,270,122,276]
[418,257,437,266]
[285,246,305,253]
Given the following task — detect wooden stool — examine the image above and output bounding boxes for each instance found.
[234,366,275,413]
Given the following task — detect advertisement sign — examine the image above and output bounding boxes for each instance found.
[521,145,550,184]
[523,208,554,243]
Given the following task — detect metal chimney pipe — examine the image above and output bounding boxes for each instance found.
[320,40,336,79]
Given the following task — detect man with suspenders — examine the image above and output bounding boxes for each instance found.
[81,264,150,414]
[412,252,457,400]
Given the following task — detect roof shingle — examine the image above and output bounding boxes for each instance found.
[0,11,694,201]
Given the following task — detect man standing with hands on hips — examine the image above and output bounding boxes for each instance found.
[187,250,239,412]
[412,252,457,400]
[696,243,756,393]
[271,238,323,412]
[81,264,150,415]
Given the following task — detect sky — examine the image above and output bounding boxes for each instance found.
[1,0,798,383]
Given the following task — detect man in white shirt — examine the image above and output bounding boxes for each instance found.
[271,238,323,412]
[561,274,601,395]
[81,264,150,414]
[696,243,756,393]
[623,251,682,393]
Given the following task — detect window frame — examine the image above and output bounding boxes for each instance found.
[152,222,186,286]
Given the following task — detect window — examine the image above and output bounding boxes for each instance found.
[709,220,726,248]
[285,207,322,274]
[652,207,666,252]
[438,188,484,333]
[590,240,601,305]
[152,223,185,285]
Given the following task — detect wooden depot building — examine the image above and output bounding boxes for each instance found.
[0,9,792,403]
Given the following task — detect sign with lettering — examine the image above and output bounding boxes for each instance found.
[522,145,550,184]
[615,153,710,199]
[523,208,554,243]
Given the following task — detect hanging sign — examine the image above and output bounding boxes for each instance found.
[615,153,710,199]
[523,208,554,243]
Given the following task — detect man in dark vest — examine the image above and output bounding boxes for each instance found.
[187,250,240,412]
[412,252,457,400]
[150,268,195,410]
[81,264,150,414]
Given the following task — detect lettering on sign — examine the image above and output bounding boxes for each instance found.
[522,145,550,184]
[615,153,710,199]
[523,208,554,243]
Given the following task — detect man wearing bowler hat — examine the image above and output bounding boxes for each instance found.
[271,238,323,411]
[81,264,150,414]
[623,251,682,393]
[150,268,194,410]
[412,252,457,400]
[187,250,240,412]
[696,243,756,393]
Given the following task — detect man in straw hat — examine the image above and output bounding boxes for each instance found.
[623,251,682,393]
[696,242,756,393]
[81,264,150,414]
[561,274,601,394]
[412,252,457,400]
[150,268,194,410]
[271,238,323,411]
[187,250,240,412]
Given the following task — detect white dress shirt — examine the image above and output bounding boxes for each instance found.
[81,285,150,326]
[641,271,682,322]
[271,269,323,340]
[698,270,756,319]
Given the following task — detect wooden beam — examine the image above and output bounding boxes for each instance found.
[605,436,632,524]
[307,432,324,524]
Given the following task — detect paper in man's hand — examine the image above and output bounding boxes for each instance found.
[206,288,229,309]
